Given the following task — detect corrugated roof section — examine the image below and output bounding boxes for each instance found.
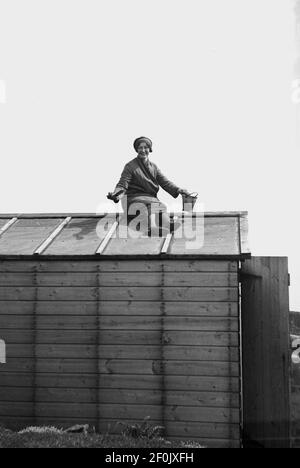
[0,212,250,258]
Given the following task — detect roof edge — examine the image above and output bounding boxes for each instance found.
[0,211,249,218]
[0,253,251,261]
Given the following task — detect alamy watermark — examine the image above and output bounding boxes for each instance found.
[0,339,6,364]
[95,196,205,250]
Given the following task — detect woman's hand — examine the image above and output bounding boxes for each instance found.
[107,189,124,203]
[107,192,120,203]
[178,188,190,196]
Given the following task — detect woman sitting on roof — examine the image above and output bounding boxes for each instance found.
[107,136,190,235]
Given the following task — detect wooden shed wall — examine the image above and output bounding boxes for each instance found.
[290,311,300,448]
[241,257,290,448]
[0,259,240,448]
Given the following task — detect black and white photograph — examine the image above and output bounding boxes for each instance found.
[0,0,299,452]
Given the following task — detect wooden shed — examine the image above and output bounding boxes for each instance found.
[0,212,291,448]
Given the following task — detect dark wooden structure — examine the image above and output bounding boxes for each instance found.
[0,212,291,448]
[290,311,300,448]
[241,257,291,448]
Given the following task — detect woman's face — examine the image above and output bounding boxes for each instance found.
[137,142,150,160]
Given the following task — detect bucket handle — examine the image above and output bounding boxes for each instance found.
[183,192,198,198]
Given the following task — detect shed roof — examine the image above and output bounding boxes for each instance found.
[0,212,250,259]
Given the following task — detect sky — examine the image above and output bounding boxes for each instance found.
[0,0,299,310]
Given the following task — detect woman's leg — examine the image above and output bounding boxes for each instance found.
[121,198,181,236]
[149,202,181,236]
[120,198,150,235]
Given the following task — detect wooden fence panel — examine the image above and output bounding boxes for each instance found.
[0,259,240,448]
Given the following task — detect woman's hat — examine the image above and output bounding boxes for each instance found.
[133,136,153,153]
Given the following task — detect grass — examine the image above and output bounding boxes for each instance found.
[0,422,204,449]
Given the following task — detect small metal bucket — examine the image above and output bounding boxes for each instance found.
[182,192,198,212]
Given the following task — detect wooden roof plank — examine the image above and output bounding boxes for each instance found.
[44,218,110,255]
[170,216,240,256]
[0,219,11,230]
[0,219,64,255]
[0,218,18,237]
[104,236,164,256]
[161,233,173,254]
[96,220,119,255]
[34,217,72,255]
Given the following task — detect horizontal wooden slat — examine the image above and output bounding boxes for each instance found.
[102,389,239,407]
[0,373,239,392]
[1,358,239,376]
[0,402,239,423]
[94,316,239,331]
[0,316,239,332]
[0,272,238,287]
[0,260,238,272]
[0,387,239,408]
[99,404,240,424]
[0,402,95,418]
[0,286,238,301]
[97,360,239,376]
[1,330,239,346]
[6,344,239,361]
[0,300,238,316]
[98,374,240,392]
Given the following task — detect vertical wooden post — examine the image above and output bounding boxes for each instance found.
[241,257,290,447]
[289,311,300,448]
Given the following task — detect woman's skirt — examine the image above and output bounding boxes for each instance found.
[121,195,167,217]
